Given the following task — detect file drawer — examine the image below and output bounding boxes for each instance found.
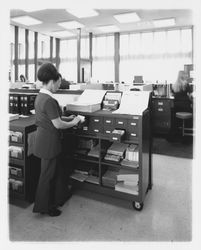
[9,178,24,193]
[9,166,23,178]
[9,131,23,143]
[115,118,127,129]
[103,126,113,135]
[9,146,24,160]
[103,117,114,126]
[89,116,103,134]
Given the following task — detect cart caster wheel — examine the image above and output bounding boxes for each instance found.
[133,201,144,211]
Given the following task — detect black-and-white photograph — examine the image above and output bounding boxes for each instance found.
[1,0,200,248]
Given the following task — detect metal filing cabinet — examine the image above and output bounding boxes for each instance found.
[151,97,174,134]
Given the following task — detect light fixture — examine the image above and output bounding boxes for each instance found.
[58,20,84,29]
[153,18,175,28]
[97,25,119,33]
[66,9,98,18]
[22,8,47,12]
[114,12,140,23]
[11,15,42,26]
[49,30,74,38]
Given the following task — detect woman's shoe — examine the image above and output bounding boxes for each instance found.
[48,208,62,217]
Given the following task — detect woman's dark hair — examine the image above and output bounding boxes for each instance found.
[37,62,60,84]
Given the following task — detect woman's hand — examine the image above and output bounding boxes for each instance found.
[68,114,76,121]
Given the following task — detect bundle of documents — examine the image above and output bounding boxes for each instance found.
[121,144,139,168]
[104,142,128,163]
[113,91,150,115]
[102,170,118,188]
[104,154,121,162]
[107,142,128,157]
[87,144,100,158]
[125,144,139,162]
[115,169,139,195]
[85,175,99,185]
[117,169,139,185]
[66,89,106,112]
[115,182,138,195]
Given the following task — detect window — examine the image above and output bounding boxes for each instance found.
[38,33,50,59]
[18,27,26,78]
[60,39,77,82]
[81,37,89,59]
[9,25,15,82]
[92,35,114,82]
[119,28,193,83]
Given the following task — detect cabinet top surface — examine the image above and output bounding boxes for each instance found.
[9,115,36,128]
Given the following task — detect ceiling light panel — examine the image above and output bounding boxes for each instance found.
[22,8,47,12]
[114,12,140,23]
[97,25,119,33]
[153,18,175,28]
[58,21,84,29]
[11,15,42,26]
[66,9,98,18]
[49,30,74,38]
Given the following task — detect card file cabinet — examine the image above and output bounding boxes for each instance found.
[64,109,152,211]
[9,93,37,115]
[9,116,40,202]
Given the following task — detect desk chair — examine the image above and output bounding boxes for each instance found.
[176,112,193,136]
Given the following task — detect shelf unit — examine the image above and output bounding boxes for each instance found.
[9,115,40,203]
[63,109,152,211]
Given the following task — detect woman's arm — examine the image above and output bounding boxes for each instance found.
[51,116,80,129]
[61,115,76,122]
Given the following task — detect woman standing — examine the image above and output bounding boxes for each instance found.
[33,62,81,216]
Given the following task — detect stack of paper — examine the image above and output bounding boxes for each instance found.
[115,169,139,195]
[66,89,106,112]
[115,182,138,195]
[113,91,150,115]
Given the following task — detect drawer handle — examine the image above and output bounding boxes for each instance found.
[83,127,88,131]
[118,121,123,125]
[158,102,163,105]
[94,119,99,122]
[131,133,137,137]
[106,120,111,123]
[94,129,99,132]
[158,108,163,111]
[130,122,136,126]
[106,130,111,134]
[112,137,118,140]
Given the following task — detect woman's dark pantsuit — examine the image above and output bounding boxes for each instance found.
[33,156,68,213]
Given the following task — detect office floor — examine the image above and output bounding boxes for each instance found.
[9,154,192,242]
